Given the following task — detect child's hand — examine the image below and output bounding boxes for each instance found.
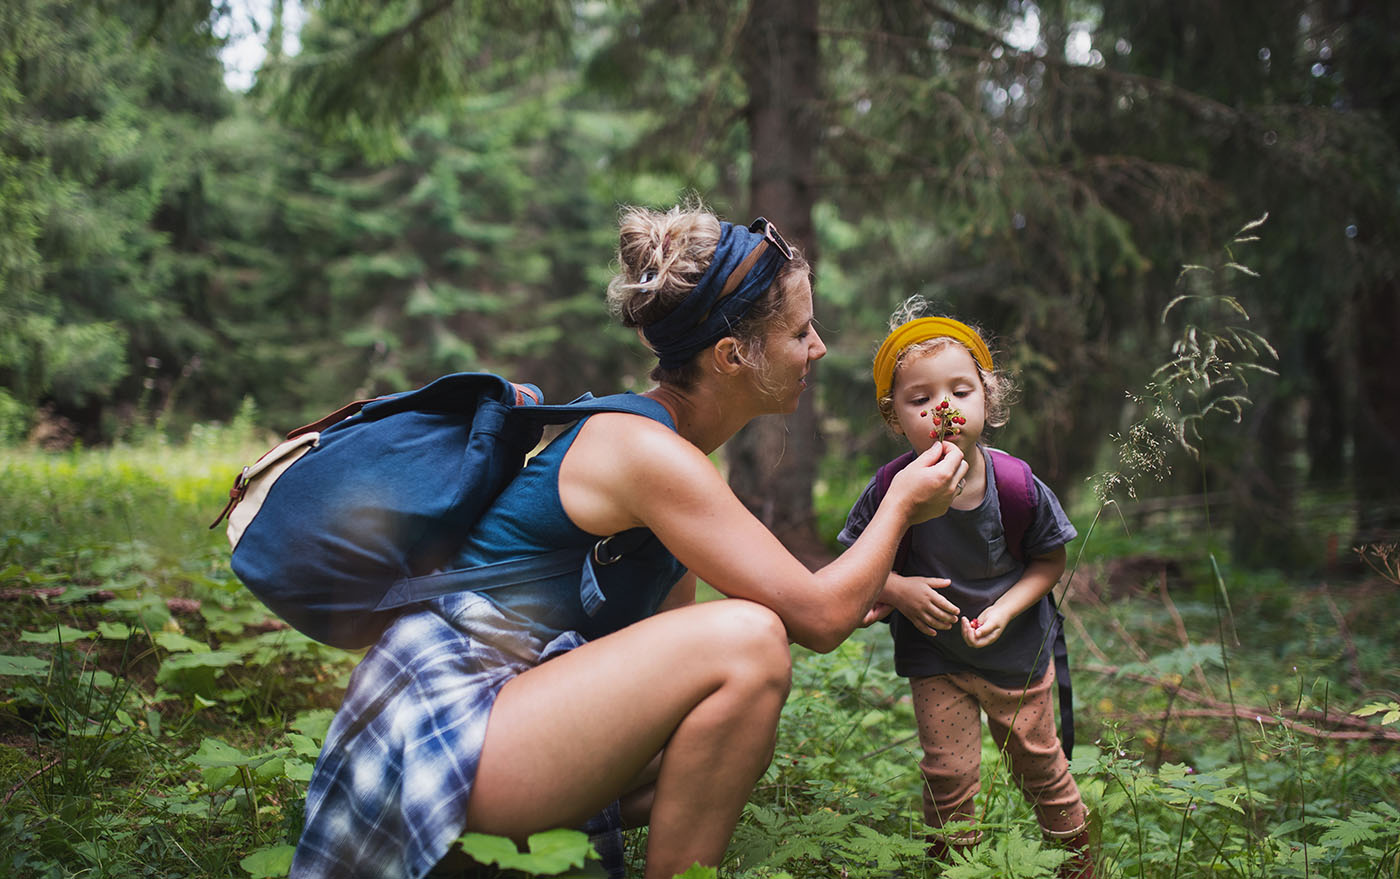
[886,574,960,637]
[961,603,1012,648]
[860,601,894,627]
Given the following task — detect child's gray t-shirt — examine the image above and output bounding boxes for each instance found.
[837,448,1077,686]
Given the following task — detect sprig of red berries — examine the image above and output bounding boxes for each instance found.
[920,397,967,442]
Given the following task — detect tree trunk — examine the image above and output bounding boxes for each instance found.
[1229,391,1306,569]
[1334,0,1400,546]
[729,0,829,567]
[1351,274,1400,545]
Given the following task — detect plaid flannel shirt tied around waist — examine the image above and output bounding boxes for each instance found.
[291,590,623,879]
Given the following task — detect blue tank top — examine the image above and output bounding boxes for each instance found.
[445,394,686,641]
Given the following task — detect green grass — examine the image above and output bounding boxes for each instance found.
[2,434,1398,879]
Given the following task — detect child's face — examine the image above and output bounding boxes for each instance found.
[889,343,987,455]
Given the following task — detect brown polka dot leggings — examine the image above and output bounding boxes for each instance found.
[911,667,1086,839]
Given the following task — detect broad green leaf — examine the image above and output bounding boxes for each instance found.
[291,708,336,743]
[513,829,597,874]
[189,737,246,783]
[457,828,595,874]
[456,833,521,866]
[21,624,95,643]
[286,732,321,758]
[283,758,314,782]
[97,621,137,640]
[154,631,211,653]
[155,650,245,690]
[0,654,51,677]
[240,843,295,878]
[1352,701,1400,725]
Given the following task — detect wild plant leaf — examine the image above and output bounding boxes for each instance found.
[858,708,884,728]
[189,737,247,768]
[831,823,922,870]
[670,866,718,879]
[240,843,295,878]
[104,595,172,629]
[457,828,595,874]
[153,631,211,653]
[291,708,336,744]
[251,756,286,784]
[1352,701,1400,725]
[189,737,289,791]
[155,650,244,691]
[21,624,96,643]
[1317,814,1381,848]
[189,738,288,771]
[286,732,321,758]
[97,621,137,640]
[201,601,282,636]
[761,836,822,869]
[283,757,313,782]
[190,739,245,795]
[0,654,51,677]
[0,563,29,581]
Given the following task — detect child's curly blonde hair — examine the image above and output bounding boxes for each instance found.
[876,296,1017,434]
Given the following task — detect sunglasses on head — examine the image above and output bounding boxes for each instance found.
[717,216,795,299]
[749,216,794,260]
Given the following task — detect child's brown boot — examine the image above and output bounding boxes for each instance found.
[1043,825,1095,879]
[926,830,980,867]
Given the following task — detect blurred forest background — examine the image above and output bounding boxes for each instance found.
[3,0,1398,567]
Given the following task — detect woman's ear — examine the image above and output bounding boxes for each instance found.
[712,337,744,375]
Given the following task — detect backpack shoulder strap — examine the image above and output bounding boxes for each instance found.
[517,391,676,430]
[986,447,1034,563]
[873,451,917,572]
[986,447,1076,756]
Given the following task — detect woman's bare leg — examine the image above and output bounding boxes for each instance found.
[618,752,663,828]
[465,599,792,878]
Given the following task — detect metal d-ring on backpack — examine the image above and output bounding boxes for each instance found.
[210,373,668,650]
[872,448,1077,757]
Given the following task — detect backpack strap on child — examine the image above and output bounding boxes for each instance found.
[872,446,1075,757]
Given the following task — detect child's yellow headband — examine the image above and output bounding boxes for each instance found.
[873,317,993,402]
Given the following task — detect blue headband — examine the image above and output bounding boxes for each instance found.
[641,220,790,370]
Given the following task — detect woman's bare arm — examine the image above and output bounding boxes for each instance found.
[560,415,967,652]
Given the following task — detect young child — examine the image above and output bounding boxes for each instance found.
[838,300,1093,877]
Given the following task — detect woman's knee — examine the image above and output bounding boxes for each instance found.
[706,599,792,694]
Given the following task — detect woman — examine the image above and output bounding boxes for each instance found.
[291,203,968,879]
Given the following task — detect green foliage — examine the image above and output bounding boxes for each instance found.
[457,828,597,876]
[0,0,232,432]
[1,434,1398,877]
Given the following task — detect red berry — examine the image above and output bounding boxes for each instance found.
[920,410,928,417]
[971,619,981,629]
[938,400,949,410]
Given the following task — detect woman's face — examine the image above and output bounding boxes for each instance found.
[756,275,826,413]
[888,343,987,455]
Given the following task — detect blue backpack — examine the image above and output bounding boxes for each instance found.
[211,373,666,649]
